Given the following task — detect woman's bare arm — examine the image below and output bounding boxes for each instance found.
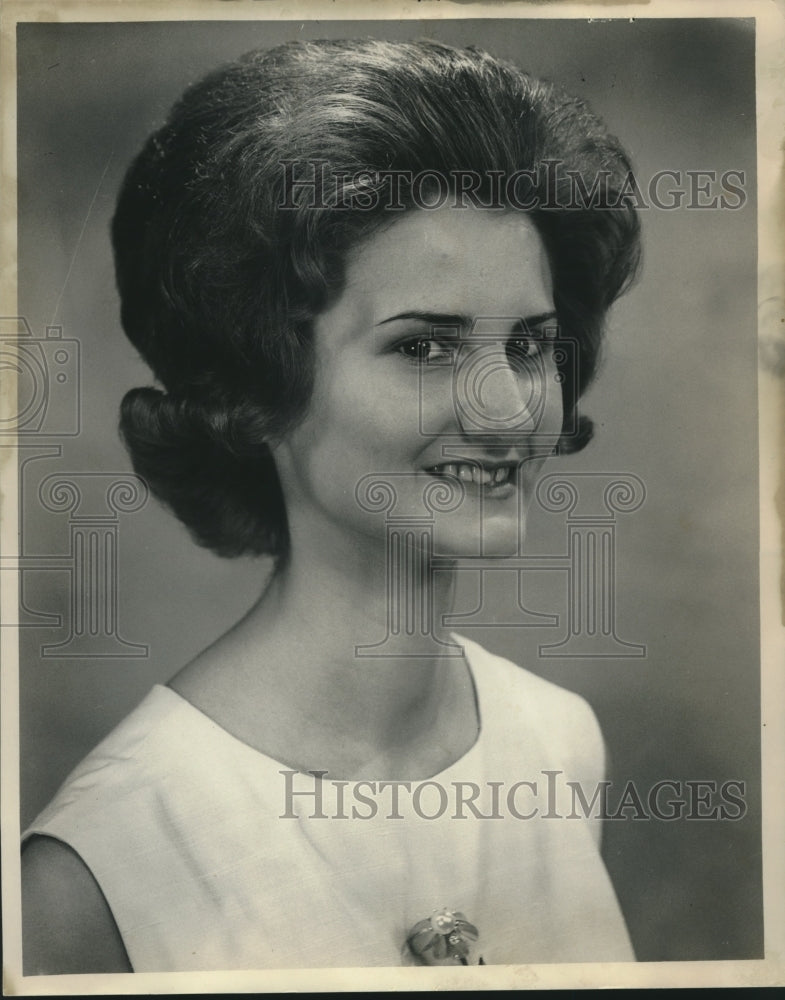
[22,835,132,975]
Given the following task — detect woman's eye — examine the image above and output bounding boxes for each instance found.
[397,338,455,364]
[506,335,540,360]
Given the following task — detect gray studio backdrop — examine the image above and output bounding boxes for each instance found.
[15,18,760,962]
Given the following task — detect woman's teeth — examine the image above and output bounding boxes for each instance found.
[428,463,512,486]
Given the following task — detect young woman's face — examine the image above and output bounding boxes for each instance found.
[272,207,564,559]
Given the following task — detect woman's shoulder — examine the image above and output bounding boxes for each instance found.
[24,681,278,846]
[457,634,606,778]
[26,685,192,829]
[458,633,601,719]
[20,683,289,973]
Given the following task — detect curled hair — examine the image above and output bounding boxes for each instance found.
[113,38,641,558]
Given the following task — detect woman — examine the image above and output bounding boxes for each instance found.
[21,38,640,972]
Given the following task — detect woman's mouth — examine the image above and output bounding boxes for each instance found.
[425,462,516,490]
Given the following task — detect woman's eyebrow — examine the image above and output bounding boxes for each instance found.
[375,310,559,330]
[375,310,470,329]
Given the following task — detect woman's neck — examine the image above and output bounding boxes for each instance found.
[170,522,479,780]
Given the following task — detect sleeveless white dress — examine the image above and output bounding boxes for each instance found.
[24,636,634,970]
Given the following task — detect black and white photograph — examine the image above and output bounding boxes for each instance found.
[1,0,783,992]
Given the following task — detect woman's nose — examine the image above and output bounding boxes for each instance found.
[452,342,546,435]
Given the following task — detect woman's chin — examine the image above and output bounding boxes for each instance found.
[431,520,525,560]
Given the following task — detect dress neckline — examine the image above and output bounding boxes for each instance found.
[157,632,484,783]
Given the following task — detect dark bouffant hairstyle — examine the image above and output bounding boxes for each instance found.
[112,38,641,559]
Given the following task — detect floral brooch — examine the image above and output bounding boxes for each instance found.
[406,907,485,965]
